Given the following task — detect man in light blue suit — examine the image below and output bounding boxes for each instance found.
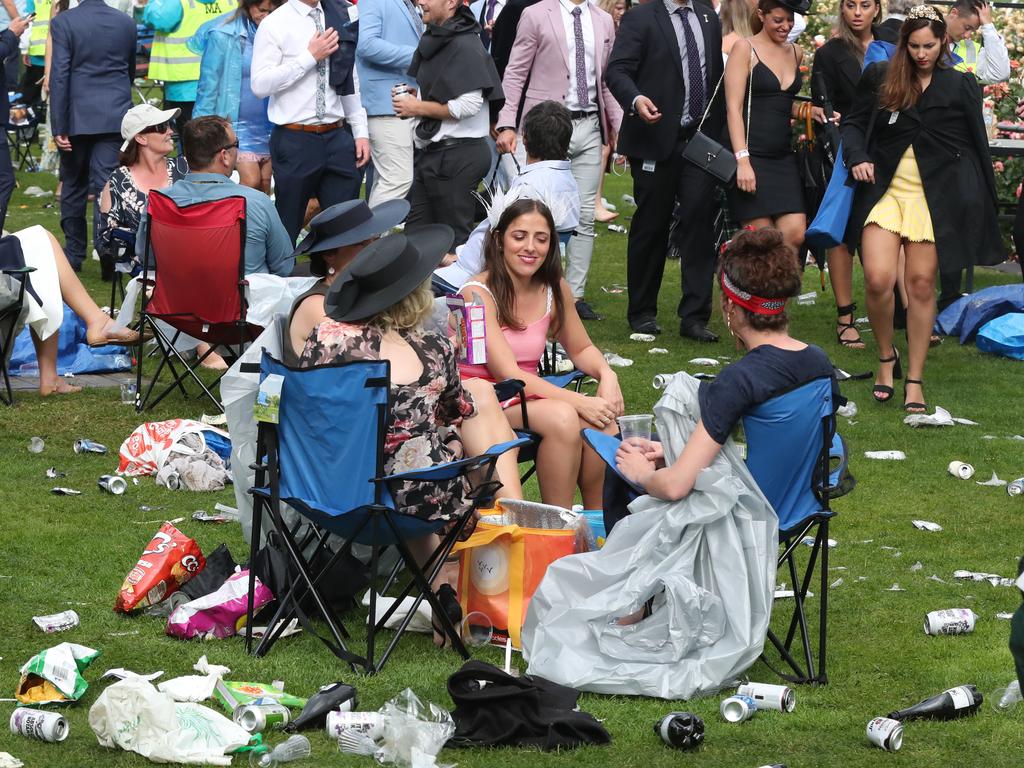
[356,0,422,206]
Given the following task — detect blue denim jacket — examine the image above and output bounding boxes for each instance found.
[190,13,272,151]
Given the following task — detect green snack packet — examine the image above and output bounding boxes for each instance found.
[16,642,101,704]
[214,680,306,713]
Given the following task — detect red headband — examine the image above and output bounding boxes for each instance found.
[720,270,788,316]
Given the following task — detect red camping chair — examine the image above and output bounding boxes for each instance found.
[135,192,261,412]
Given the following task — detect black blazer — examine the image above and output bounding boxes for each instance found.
[810,38,863,119]
[841,63,1005,271]
[49,0,136,137]
[605,0,725,161]
[875,16,902,45]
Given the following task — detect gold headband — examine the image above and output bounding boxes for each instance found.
[908,4,941,21]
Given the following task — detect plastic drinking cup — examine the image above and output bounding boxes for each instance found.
[617,414,654,446]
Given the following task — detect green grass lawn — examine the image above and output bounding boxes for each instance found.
[2,168,1023,767]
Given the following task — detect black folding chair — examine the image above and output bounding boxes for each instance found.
[0,265,33,406]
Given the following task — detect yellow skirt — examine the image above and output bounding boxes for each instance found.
[864,146,935,242]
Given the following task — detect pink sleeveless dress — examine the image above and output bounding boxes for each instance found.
[458,281,552,405]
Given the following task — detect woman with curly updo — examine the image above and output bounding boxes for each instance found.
[616,228,838,500]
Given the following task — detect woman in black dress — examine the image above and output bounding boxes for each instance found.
[842,6,1003,413]
[725,0,807,252]
[811,0,880,350]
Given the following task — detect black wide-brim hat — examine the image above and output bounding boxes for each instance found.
[778,0,812,14]
[294,199,410,276]
[324,225,455,323]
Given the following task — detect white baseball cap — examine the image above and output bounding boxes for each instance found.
[120,103,181,151]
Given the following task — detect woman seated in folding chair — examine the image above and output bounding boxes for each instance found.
[3,226,141,395]
[459,198,625,510]
[298,225,522,647]
[616,228,838,502]
[98,104,187,278]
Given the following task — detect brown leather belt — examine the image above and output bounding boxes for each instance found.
[280,121,342,134]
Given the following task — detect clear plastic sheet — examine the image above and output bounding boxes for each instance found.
[522,374,778,699]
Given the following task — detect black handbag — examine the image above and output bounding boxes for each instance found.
[682,55,753,186]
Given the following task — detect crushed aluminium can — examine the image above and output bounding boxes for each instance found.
[1008,478,1024,497]
[720,694,757,723]
[947,460,975,480]
[924,608,977,635]
[74,438,108,454]
[234,701,291,733]
[866,716,904,751]
[32,609,80,633]
[98,475,127,495]
[326,711,385,741]
[736,682,796,713]
[10,708,69,742]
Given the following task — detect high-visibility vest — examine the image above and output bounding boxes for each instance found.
[952,38,979,74]
[148,0,222,83]
[27,0,52,58]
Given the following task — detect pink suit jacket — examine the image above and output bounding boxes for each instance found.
[496,0,623,142]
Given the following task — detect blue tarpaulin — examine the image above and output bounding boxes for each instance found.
[8,305,131,376]
[977,313,1024,361]
[935,284,1024,343]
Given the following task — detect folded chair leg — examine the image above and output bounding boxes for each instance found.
[244,490,264,655]
[817,519,829,684]
[366,515,380,673]
[787,547,816,683]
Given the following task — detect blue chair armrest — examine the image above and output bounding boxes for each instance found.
[110,228,136,246]
[543,370,585,390]
[379,436,532,484]
[581,428,646,494]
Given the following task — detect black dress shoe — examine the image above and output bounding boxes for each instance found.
[680,323,719,343]
[629,318,662,335]
[575,299,604,321]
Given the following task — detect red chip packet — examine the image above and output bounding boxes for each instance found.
[115,522,206,613]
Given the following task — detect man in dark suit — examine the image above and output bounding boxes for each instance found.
[0,13,28,234]
[875,0,913,44]
[49,0,136,272]
[606,0,724,340]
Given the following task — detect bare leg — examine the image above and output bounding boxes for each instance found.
[460,378,522,500]
[260,158,273,196]
[30,329,82,395]
[861,225,902,399]
[902,241,937,412]
[195,341,228,371]
[594,145,617,223]
[773,212,807,254]
[236,159,262,191]
[828,243,864,348]
[407,533,460,646]
[741,216,773,231]
[578,417,618,510]
[505,399,582,509]
[45,231,139,346]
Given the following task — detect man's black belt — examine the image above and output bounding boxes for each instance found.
[569,110,598,120]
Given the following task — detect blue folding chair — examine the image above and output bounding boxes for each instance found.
[583,376,853,686]
[743,377,852,685]
[245,352,528,674]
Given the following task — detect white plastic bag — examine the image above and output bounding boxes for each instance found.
[89,676,251,765]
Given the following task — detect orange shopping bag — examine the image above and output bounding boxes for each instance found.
[452,511,578,649]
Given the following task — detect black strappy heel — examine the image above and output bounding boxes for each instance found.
[904,379,927,414]
[872,349,902,403]
[836,303,865,348]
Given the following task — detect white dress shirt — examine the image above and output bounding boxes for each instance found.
[957,24,1011,84]
[558,0,597,112]
[413,89,489,148]
[250,0,369,138]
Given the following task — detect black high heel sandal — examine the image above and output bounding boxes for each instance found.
[430,583,463,648]
[836,303,865,349]
[872,349,903,403]
[904,378,927,414]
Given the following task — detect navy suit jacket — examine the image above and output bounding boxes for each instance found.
[0,29,17,127]
[49,0,136,137]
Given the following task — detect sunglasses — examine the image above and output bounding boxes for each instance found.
[220,140,240,152]
[141,121,172,134]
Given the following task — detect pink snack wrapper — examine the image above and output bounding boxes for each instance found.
[166,570,273,640]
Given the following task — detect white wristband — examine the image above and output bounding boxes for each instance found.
[735,149,750,160]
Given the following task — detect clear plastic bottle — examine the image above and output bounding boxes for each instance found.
[248,735,311,767]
